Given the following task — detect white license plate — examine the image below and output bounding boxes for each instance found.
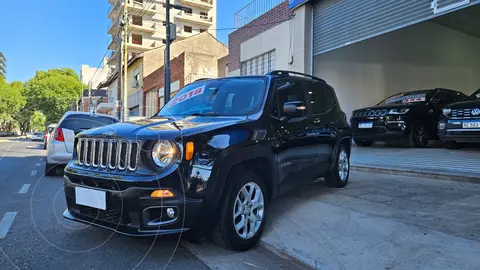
[462,122,480,128]
[75,187,106,210]
[358,122,373,129]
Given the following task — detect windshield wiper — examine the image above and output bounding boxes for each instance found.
[186,112,220,117]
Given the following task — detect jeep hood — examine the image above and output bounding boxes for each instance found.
[78,116,248,141]
[354,103,422,112]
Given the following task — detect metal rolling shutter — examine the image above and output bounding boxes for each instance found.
[312,0,477,55]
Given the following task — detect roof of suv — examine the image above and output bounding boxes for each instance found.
[193,70,326,84]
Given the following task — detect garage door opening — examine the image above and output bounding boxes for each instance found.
[313,4,480,120]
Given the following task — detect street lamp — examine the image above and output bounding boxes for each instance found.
[164,1,192,103]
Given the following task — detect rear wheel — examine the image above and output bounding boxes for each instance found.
[325,145,350,188]
[212,169,267,251]
[44,162,57,176]
[408,122,429,148]
[353,139,374,147]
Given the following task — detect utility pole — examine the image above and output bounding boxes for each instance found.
[164,1,191,103]
[119,0,129,121]
[165,0,171,104]
[88,81,92,112]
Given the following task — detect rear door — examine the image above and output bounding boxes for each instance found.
[59,114,118,153]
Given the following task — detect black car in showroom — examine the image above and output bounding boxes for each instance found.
[351,88,467,148]
[62,71,352,251]
[438,88,480,148]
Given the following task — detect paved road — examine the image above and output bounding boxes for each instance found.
[0,139,309,270]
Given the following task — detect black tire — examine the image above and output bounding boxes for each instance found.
[43,143,47,150]
[325,145,350,188]
[211,169,267,251]
[353,139,374,147]
[408,122,429,148]
[44,162,57,176]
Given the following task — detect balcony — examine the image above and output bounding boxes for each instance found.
[108,0,121,19]
[130,21,156,34]
[175,11,213,26]
[108,0,118,3]
[108,37,120,50]
[179,0,213,10]
[127,36,157,52]
[177,29,193,40]
[108,18,121,35]
[127,0,156,15]
[107,51,119,65]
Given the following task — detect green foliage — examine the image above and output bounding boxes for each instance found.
[31,111,46,132]
[0,78,26,132]
[25,68,83,124]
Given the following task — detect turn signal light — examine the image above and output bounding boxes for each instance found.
[185,142,194,161]
[151,189,174,198]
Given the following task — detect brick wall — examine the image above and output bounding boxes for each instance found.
[228,1,293,72]
[143,53,185,115]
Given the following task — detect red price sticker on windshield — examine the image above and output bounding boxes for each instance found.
[168,85,205,108]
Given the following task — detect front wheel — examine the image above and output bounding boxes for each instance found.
[325,145,350,188]
[408,122,429,148]
[212,169,267,251]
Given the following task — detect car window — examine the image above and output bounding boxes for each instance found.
[432,90,461,104]
[306,82,336,114]
[59,115,118,133]
[34,132,43,136]
[469,89,480,100]
[157,78,266,117]
[275,80,307,117]
[448,91,466,103]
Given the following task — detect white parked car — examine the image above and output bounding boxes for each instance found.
[31,132,44,141]
[45,111,119,176]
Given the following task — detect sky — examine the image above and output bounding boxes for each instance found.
[0,0,252,83]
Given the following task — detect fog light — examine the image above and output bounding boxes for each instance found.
[438,122,446,130]
[401,124,406,131]
[166,208,175,218]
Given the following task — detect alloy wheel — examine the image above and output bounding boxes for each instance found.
[338,149,349,181]
[233,182,265,240]
[415,125,428,146]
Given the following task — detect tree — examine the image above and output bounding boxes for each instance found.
[0,78,26,132]
[25,68,83,124]
[30,111,46,131]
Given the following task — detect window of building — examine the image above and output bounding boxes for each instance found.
[162,39,166,44]
[132,34,142,45]
[132,15,142,26]
[200,29,207,33]
[240,50,276,76]
[200,11,209,19]
[132,67,141,88]
[184,9,192,15]
[133,0,143,4]
[184,25,192,33]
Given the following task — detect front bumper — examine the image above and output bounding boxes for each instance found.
[63,171,203,236]
[438,119,480,143]
[351,117,409,141]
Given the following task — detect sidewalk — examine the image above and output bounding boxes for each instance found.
[260,171,480,270]
[350,144,480,182]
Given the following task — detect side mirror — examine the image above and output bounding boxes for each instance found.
[283,101,306,117]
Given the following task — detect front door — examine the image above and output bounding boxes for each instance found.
[270,79,319,194]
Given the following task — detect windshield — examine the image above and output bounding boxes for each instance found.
[157,78,266,117]
[469,89,480,100]
[378,90,434,105]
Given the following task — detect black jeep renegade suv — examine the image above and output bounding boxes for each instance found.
[351,88,467,148]
[62,70,352,251]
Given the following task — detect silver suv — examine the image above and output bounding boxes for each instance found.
[45,112,118,176]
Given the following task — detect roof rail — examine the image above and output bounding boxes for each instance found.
[267,70,326,83]
[194,78,210,82]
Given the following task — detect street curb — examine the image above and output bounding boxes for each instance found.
[351,166,480,183]
[258,241,315,270]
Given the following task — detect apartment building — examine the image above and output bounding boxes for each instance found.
[80,63,109,89]
[0,52,6,79]
[106,0,216,67]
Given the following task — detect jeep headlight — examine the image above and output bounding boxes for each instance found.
[388,108,410,115]
[152,141,177,168]
[442,108,451,116]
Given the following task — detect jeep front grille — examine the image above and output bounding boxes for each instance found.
[77,139,139,171]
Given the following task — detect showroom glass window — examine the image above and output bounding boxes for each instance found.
[240,51,276,75]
